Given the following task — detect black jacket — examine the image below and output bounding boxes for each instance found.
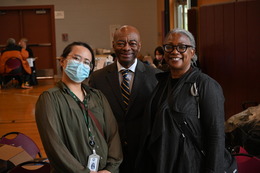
[88,60,161,173]
[136,67,225,173]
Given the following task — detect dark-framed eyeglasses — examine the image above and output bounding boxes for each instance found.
[163,44,193,53]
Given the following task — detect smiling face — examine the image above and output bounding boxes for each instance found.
[164,32,195,78]
[113,26,141,68]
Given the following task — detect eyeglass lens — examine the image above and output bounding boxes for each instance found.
[69,55,92,68]
[164,45,191,53]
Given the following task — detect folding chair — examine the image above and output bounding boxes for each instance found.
[0,132,42,159]
[233,147,260,173]
[8,161,50,173]
[0,58,23,88]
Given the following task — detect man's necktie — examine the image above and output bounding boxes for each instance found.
[120,70,130,109]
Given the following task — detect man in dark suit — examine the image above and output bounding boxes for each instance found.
[88,25,161,173]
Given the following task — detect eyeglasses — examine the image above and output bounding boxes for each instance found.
[163,44,193,53]
[67,54,93,69]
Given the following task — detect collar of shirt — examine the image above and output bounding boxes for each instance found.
[116,58,137,73]
[117,58,137,92]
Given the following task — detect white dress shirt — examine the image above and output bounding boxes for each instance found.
[117,58,137,92]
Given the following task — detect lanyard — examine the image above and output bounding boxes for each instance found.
[67,87,96,148]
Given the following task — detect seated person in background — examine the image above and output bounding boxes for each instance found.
[142,55,156,68]
[0,38,32,89]
[19,38,38,85]
[153,46,169,71]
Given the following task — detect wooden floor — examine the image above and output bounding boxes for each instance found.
[0,78,58,158]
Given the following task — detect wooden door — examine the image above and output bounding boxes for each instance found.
[0,10,21,42]
[0,5,56,75]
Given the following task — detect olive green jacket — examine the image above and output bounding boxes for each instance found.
[36,81,123,173]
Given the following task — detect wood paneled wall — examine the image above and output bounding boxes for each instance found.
[197,0,260,119]
[198,0,235,6]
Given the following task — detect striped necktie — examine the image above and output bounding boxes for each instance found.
[120,69,130,109]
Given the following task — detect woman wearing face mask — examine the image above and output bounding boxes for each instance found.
[153,46,169,71]
[35,42,123,173]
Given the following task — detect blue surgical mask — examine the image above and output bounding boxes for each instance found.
[65,59,90,83]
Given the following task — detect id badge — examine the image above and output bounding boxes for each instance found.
[87,150,100,171]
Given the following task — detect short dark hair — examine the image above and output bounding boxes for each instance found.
[61,42,95,73]
[154,46,164,56]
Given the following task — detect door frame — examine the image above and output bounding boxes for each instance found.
[0,5,57,74]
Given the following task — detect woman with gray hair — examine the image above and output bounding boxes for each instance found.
[136,28,235,172]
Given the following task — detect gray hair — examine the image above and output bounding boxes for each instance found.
[7,38,16,45]
[165,28,198,64]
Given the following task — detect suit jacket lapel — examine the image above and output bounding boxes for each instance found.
[105,63,126,110]
[127,60,146,110]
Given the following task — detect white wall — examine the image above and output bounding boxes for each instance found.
[0,0,157,57]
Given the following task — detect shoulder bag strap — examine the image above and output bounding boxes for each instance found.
[88,110,104,138]
[168,107,205,157]
[179,120,205,157]
[168,78,205,157]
